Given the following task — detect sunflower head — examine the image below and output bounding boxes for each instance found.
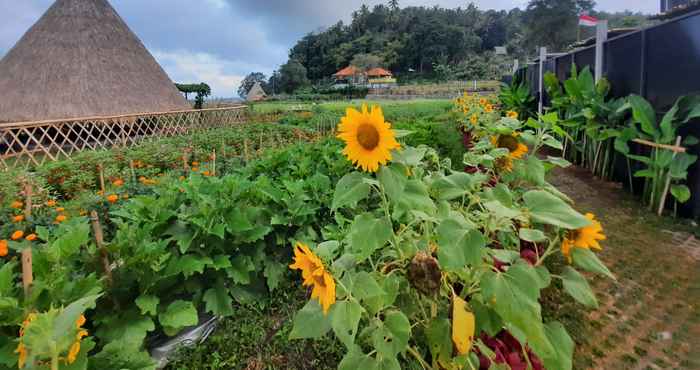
[484,104,494,113]
[506,110,519,119]
[289,242,336,314]
[491,133,528,160]
[337,105,400,173]
[470,114,479,126]
[561,213,606,262]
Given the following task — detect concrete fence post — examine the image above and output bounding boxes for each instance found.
[538,47,547,115]
[595,20,609,82]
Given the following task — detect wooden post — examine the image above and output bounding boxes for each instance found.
[182,148,190,173]
[98,164,106,194]
[244,139,250,162]
[129,160,136,183]
[657,136,683,216]
[211,149,217,176]
[90,211,113,285]
[22,182,33,297]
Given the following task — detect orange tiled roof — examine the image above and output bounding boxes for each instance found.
[334,66,361,77]
[366,67,392,77]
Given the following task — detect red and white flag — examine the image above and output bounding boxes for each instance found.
[579,14,598,27]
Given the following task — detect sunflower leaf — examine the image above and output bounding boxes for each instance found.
[523,190,590,229]
[332,172,371,211]
[289,300,331,340]
[561,267,598,308]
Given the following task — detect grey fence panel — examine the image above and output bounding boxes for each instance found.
[573,46,596,72]
[605,33,643,97]
[556,54,574,81]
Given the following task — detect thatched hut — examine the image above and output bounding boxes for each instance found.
[246,82,267,102]
[0,0,189,123]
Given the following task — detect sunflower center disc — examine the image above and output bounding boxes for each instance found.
[498,135,519,153]
[357,123,380,150]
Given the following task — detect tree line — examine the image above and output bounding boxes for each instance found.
[239,0,650,97]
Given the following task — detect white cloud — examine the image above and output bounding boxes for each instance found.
[153,49,272,97]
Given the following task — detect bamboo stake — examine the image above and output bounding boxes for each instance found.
[129,160,136,184]
[182,148,190,173]
[632,138,686,153]
[90,211,114,286]
[244,139,250,162]
[22,182,33,298]
[211,149,217,176]
[98,164,106,194]
[657,136,683,216]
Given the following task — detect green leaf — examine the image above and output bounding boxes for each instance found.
[135,295,159,316]
[203,279,234,317]
[670,185,691,203]
[634,169,655,178]
[289,300,331,339]
[333,172,371,210]
[659,103,679,142]
[347,213,393,263]
[523,156,545,185]
[263,259,287,291]
[669,153,698,179]
[519,228,547,243]
[228,255,256,284]
[397,179,436,215]
[524,190,591,229]
[437,219,486,271]
[481,263,552,357]
[158,300,198,333]
[471,300,503,337]
[371,311,411,358]
[541,322,574,370]
[54,295,100,341]
[331,300,363,348]
[628,95,660,139]
[561,267,598,308]
[96,310,155,344]
[378,164,407,202]
[351,271,385,301]
[572,248,614,279]
[425,318,452,364]
[393,146,426,166]
[431,172,484,201]
[545,156,571,168]
[0,261,18,297]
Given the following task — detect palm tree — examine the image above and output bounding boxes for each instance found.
[388,0,399,11]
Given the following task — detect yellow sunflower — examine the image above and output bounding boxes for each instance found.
[484,103,495,113]
[506,110,518,119]
[491,133,528,172]
[561,213,606,262]
[337,105,401,173]
[470,114,479,126]
[289,242,336,314]
[479,98,488,106]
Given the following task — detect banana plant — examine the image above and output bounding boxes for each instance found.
[615,95,700,213]
[499,79,536,120]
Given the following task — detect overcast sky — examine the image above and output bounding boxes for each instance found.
[0,0,657,97]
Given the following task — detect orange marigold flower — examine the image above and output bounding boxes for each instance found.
[192,161,200,166]
[55,214,67,223]
[11,201,23,209]
[107,194,119,204]
[46,200,57,207]
[0,240,8,257]
[13,215,25,223]
[191,167,199,172]
[11,231,24,241]
[202,171,211,176]
[55,207,65,212]
[112,179,124,187]
[25,234,37,242]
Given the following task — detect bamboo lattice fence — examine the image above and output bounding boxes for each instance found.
[0,106,248,169]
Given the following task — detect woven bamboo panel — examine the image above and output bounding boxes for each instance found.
[0,106,248,169]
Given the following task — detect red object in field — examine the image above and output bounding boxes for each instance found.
[579,14,598,27]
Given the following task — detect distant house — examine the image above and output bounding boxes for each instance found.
[333,66,364,86]
[661,0,691,12]
[333,66,396,88]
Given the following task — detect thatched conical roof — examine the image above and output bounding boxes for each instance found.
[0,0,190,123]
[246,82,267,102]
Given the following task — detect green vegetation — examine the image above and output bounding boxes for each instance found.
[175,83,212,109]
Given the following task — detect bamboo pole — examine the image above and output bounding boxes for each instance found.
[129,160,136,184]
[98,164,106,194]
[632,138,686,153]
[211,149,217,176]
[22,182,33,297]
[182,148,190,173]
[90,211,114,286]
[657,136,683,216]
[244,139,250,162]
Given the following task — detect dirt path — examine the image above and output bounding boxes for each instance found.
[549,166,700,370]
